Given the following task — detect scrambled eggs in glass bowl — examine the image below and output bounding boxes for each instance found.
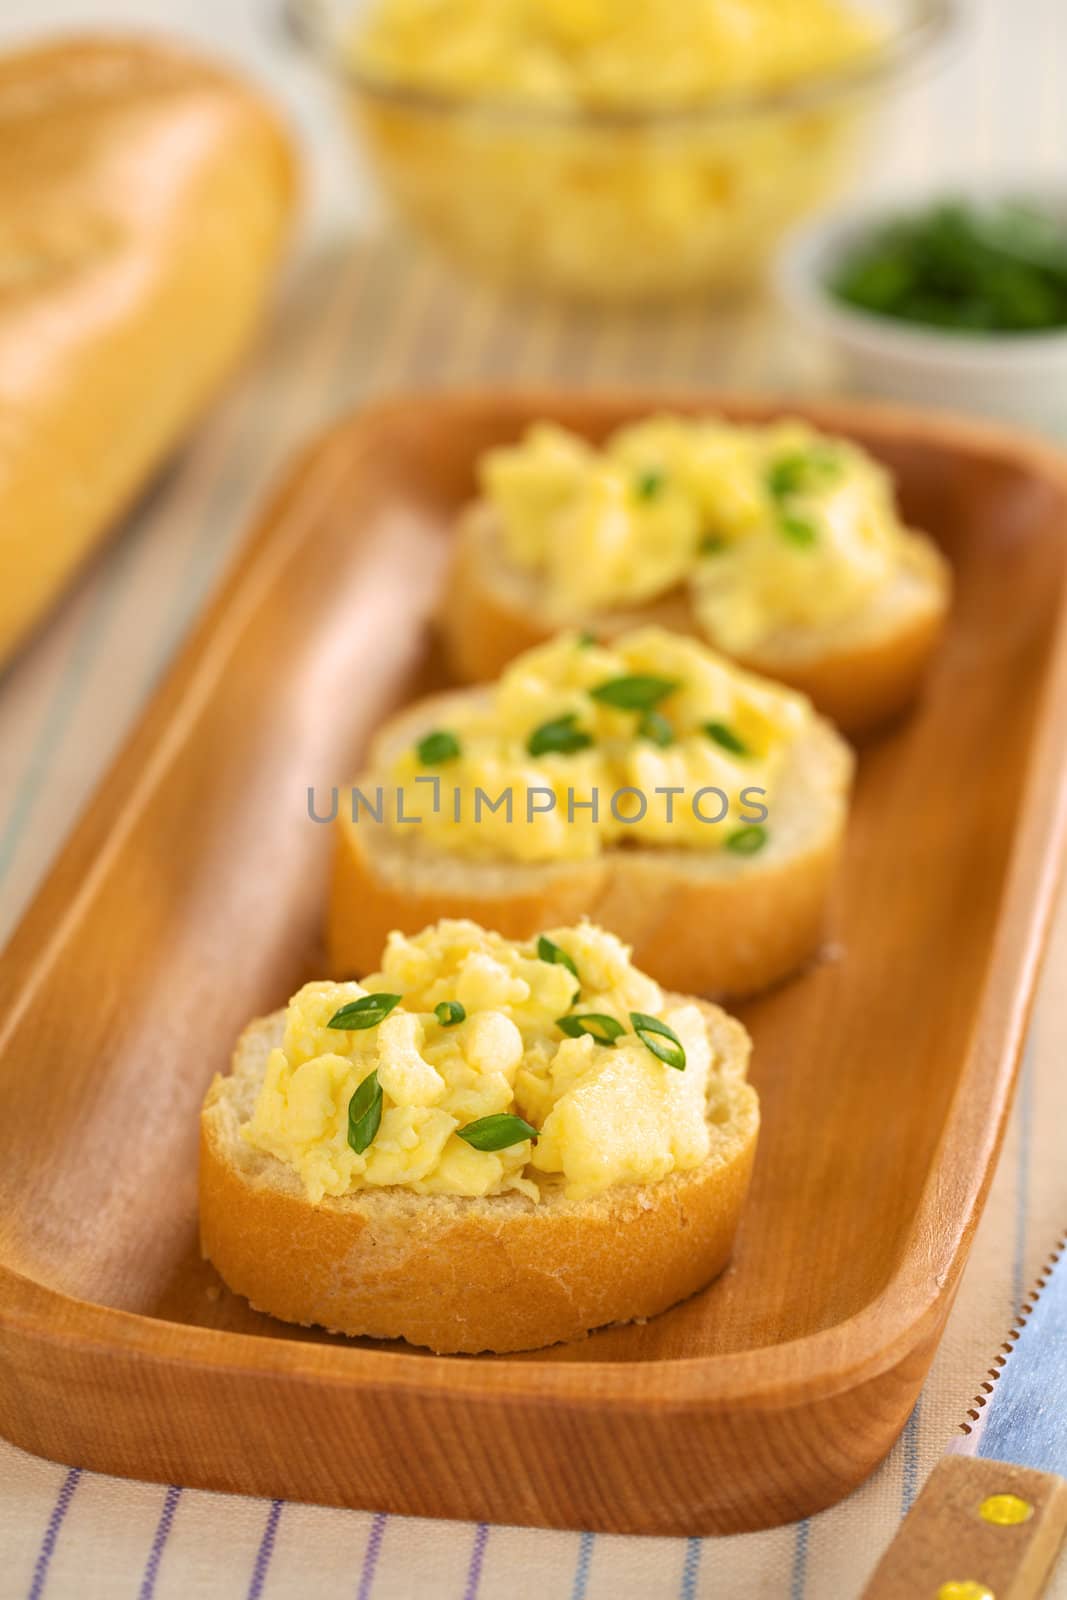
[290,0,950,301]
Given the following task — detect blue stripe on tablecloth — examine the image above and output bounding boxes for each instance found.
[356,1512,388,1600]
[148,242,379,672]
[150,250,377,672]
[1013,1036,1035,1313]
[26,1467,81,1600]
[463,1524,489,1600]
[570,1531,595,1600]
[0,531,141,888]
[900,1398,922,1515]
[679,1536,701,1599]
[246,1499,283,1600]
[789,1518,809,1600]
[137,1485,181,1600]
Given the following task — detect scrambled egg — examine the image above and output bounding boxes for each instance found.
[349,2,878,301]
[484,417,911,653]
[243,920,725,1203]
[355,0,875,109]
[384,627,811,863]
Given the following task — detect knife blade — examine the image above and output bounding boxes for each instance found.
[862,1235,1067,1600]
[949,1238,1067,1477]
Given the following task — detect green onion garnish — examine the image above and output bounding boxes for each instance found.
[629,1012,686,1071]
[638,710,675,747]
[327,993,402,1030]
[829,200,1067,335]
[456,1113,538,1151]
[767,456,808,500]
[780,513,818,547]
[416,729,461,765]
[767,450,841,502]
[537,935,579,982]
[556,1013,626,1046]
[704,721,750,757]
[635,468,665,500]
[434,1000,466,1027]
[726,824,768,855]
[527,712,594,758]
[576,630,598,648]
[700,533,727,555]
[590,675,679,712]
[347,1070,383,1154]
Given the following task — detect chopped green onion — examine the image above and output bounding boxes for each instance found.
[528,712,594,758]
[434,1000,466,1027]
[780,513,818,547]
[767,456,809,500]
[537,935,579,982]
[556,1013,626,1045]
[704,721,750,757]
[700,533,727,555]
[347,1070,383,1154]
[630,1012,686,1071]
[726,824,768,855]
[829,200,1067,335]
[327,993,402,1030]
[456,1113,538,1151]
[576,630,598,648]
[635,468,665,500]
[590,674,679,712]
[638,710,675,747]
[767,451,841,502]
[416,729,461,765]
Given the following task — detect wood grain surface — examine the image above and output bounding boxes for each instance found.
[1,392,1066,1536]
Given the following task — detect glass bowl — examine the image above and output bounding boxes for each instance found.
[289,0,953,303]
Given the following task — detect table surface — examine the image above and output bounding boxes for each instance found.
[1,2,1066,1597]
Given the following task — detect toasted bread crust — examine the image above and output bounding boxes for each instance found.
[732,593,948,733]
[199,1005,759,1354]
[439,504,951,735]
[328,804,844,997]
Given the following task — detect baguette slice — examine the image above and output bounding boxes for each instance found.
[441,502,951,735]
[327,688,854,998]
[0,36,296,664]
[200,1000,759,1354]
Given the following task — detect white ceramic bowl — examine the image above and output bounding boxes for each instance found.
[778,197,1067,436]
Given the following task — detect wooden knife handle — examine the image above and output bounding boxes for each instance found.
[861,1455,1067,1600]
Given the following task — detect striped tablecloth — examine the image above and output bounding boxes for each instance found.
[2,0,1066,1595]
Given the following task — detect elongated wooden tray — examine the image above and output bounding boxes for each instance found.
[2,392,1066,1537]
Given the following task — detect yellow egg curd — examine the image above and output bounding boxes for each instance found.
[383,626,811,863]
[483,417,915,654]
[354,0,876,110]
[242,920,731,1203]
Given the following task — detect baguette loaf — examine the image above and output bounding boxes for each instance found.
[327,686,854,998]
[442,501,951,734]
[0,36,296,663]
[200,999,759,1354]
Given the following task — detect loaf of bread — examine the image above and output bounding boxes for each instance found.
[0,36,296,663]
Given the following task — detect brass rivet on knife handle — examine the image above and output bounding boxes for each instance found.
[860,1455,1067,1600]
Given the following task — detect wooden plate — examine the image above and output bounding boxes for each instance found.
[2,392,1066,1538]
